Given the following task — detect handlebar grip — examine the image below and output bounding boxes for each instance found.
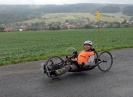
[91,48,95,51]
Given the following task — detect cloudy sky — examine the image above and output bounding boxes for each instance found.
[0,0,133,5]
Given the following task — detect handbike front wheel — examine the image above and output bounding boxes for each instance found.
[44,56,64,78]
[98,51,113,72]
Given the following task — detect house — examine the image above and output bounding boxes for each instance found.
[12,28,19,32]
[81,20,89,26]
[19,28,26,32]
[127,20,133,25]
[4,28,13,32]
[62,24,76,29]
[66,24,76,29]
[19,29,23,32]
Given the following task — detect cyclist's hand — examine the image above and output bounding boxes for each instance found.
[68,59,72,62]
[78,62,82,65]
[71,58,77,61]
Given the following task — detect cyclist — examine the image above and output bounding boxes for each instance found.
[43,40,95,76]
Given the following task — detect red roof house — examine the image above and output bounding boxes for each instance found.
[4,28,13,32]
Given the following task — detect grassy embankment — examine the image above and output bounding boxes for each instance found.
[0,28,133,66]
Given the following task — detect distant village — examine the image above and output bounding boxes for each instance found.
[2,18,133,32]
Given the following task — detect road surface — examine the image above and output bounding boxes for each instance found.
[0,48,133,97]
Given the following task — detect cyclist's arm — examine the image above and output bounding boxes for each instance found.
[71,58,77,61]
[83,55,95,66]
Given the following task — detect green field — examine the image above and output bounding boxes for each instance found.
[23,13,126,24]
[0,28,133,66]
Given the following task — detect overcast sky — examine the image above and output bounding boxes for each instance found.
[0,0,133,5]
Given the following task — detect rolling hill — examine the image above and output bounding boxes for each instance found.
[0,4,133,24]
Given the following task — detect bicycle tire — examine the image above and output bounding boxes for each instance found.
[98,51,113,72]
[45,56,64,78]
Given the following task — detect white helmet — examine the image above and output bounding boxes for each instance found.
[84,40,93,46]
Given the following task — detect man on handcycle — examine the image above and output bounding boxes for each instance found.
[43,40,96,76]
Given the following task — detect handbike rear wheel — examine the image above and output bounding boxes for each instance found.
[44,56,64,78]
[98,51,113,72]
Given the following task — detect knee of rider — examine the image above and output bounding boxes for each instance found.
[70,65,77,70]
[55,68,66,75]
[64,65,71,71]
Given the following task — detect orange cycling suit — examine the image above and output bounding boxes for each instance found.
[78,50,94,62]
[77,50,95,67]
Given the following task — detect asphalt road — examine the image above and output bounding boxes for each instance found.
[0,48,133,97]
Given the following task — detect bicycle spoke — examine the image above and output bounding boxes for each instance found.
[44,56,64,78]
[98,51,113,72]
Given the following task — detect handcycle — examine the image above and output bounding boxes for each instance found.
[41,48,113,78]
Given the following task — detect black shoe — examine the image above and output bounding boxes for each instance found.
[45,65,56,77]
[42,63,56,77]
[50,71,56,76]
